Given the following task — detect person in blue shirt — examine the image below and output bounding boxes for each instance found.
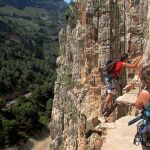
[135,64,150,150]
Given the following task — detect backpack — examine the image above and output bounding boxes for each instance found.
[105,59,119,81]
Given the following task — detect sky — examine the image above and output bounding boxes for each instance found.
[64,0,71,3]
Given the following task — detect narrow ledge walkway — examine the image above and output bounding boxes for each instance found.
[101,116,142,150]
[102,86,142,150]
[116,87,140,105]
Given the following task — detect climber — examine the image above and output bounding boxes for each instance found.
[134,64,150,150]
[102,53,142,115]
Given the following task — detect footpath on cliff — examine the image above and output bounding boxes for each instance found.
[101,85,143,150]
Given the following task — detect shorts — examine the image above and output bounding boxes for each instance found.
[105,77,118,95]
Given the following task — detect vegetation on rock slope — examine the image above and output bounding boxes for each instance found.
[0,0,68,147]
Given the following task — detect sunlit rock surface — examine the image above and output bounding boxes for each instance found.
[50,0,150,149]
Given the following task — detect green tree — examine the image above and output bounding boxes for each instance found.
[1,118,19,146]
[0,98,6,109]
[12,101,39,132]
[45,98,53,117]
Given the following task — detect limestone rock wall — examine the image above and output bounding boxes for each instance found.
[143,0,150,66]
[50,0,149,150]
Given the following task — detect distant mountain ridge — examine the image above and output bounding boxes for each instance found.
[0,0,67,9]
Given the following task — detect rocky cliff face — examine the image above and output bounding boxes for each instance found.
[50,0,150,150]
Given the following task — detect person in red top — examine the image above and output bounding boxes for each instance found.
[103,53,142,114]
[115,61,124,77]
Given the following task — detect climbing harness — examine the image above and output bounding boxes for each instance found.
[133,120,150,146]
[129,109,150,147]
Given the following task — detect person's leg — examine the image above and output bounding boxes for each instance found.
[103,78,113,111]
[103,93,113,110]
[110,93,114,106]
